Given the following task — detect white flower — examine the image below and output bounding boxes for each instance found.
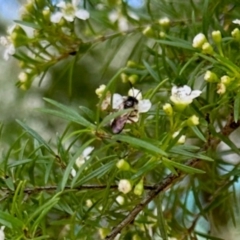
[118,179,132,194]
[0,226,5,240]
[170,85,201,105]
[233,19,240,25]
[0,36,15,60]
[51,0,89,23]
[71,146,94,177]
[192,33,207,48]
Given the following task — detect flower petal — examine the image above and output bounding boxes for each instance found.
[75,9,90,20]
[57,1,66,8]
[128,88,142,100]
[190,90,202,98]
[82,146,94,158]
[51,12,63,23]
[71,168,77,177]
[112,93,123,109]
[138,99,152,113]
[182,85,191,95]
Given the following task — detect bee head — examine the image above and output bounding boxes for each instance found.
[124,96,138,109]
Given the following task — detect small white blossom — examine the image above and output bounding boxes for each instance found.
[170,85,201,105]
[233,19,240,25]
[86,199,93,207]
[217,82,226,95]
[0,36,15,60]
[0,226,5,240]
[51,0,89,23]
[118,179,132,194]
[71,146,94,177]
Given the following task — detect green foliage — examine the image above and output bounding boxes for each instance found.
[1,0,240,239]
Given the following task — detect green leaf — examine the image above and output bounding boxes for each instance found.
[112,135,168,156]
[40,98,95,128]
[170,146,213,161]
[61,139,95,190]
[234,92,240,123]
[16,120,55,155]
[191,126,207,142]
[74,160,116,186]
[98,109,132,129]
[142,60,159,82]
[162,158,205,174]
[131,159,160,179]
[156,38,193,50]
[14,20,41,29]
[0,210,24,229]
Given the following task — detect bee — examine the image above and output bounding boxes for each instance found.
[111,91,140,134]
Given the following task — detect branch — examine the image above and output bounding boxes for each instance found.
[105,114,240,240]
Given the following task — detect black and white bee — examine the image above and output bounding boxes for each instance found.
[110,88,152,134]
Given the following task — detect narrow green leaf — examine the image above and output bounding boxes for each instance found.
[112,135,167,156]
[61,139,95,190]
[131,159,160,179]
[191,126,207,142]
[42,98,95,128]
[142,60,159,81]
[16,120,55,155]
[234,92,240,123]
[14,20,41,29]
[157,195,168,240]
[163,158,205,174]
[156,39,193,50]
[74,160,116,186]
[98,109,132,129]
[0,210,24,229]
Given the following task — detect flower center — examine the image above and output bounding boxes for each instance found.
[63,3,76,16]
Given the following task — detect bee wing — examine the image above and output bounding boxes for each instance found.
[111,114,129,134]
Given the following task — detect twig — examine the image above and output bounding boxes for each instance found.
[0,184,156,195]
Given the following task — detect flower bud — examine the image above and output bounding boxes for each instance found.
[86,199,93,207]
[192,33,207,48]
[18,72,28,83]
[116,195,124,205]
[116,159,130,171]
[99,228,109,239]
[118,179,132,194]
[202,42,214,55]
[187,115,199,126]
[25,1,35,13]
[127,60,138,68]
[163,103,173,116]
[121,73,128,83]
[134,179,144,196]
[220,75,231,85]
[128,74,138,84]
[142,26,154,38]
[204,70,218,82]
[173,131,186,144]
[159,17,170,29]
[217,82,226,95]
[95,84,106,98]
[42,8,50,22]
[10,25,28,47]
[212,30,222,44]
[159,31,166,38]
[231,28,240,41]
